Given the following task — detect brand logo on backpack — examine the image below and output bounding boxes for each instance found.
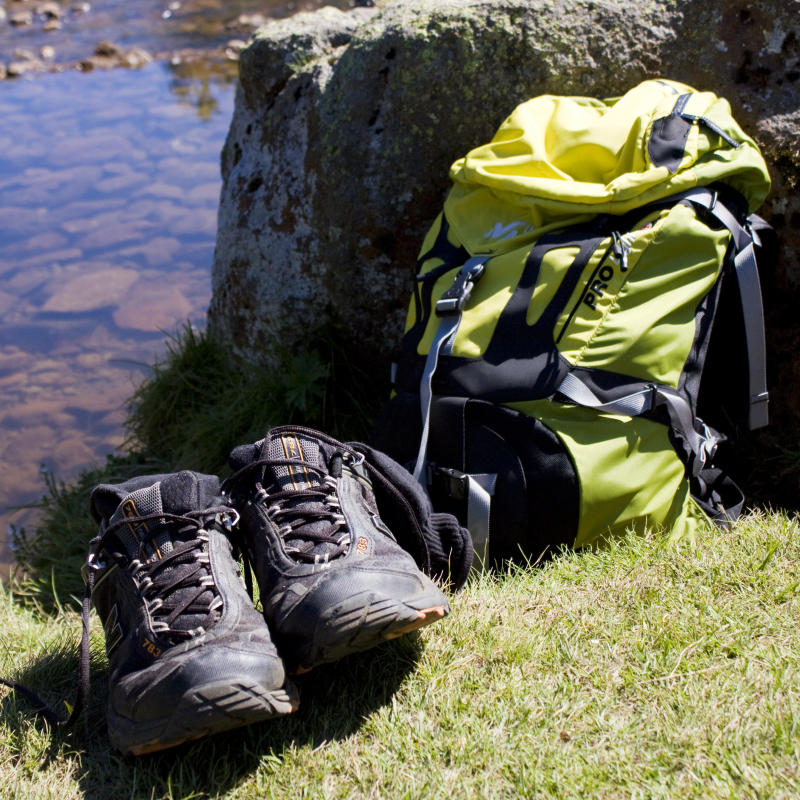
[582,264,617,311]
[483,221,534,243]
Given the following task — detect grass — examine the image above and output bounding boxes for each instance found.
[1,513,799,799]
[5,324,800,796]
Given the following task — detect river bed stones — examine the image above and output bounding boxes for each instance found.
[209,0,800,444]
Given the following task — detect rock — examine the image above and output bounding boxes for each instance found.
[9,11,33,25]
[43,18,61,30]
[118,47,152,69]
[209,0,800,443]
[42,268,139,313]
[6,58,46,77]
[53,438,96,471]
[226,39,247,59]
[41,45,55,59]
[36,2,62,18]
[0,64,6,81]
[228,13,270,31]
[0,8,6,21]
[94,40,120,57]
[113,283,193,332]
[81,42,152,70]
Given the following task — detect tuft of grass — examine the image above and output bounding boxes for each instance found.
[2,512,799,798]
[123,324,388,477]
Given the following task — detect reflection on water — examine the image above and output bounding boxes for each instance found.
[0,61,235,573]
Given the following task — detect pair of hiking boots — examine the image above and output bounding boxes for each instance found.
[82,426,472,755]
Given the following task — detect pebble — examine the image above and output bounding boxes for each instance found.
[0,8,5,20]
[41,46,55,59]
[43,267,140,313]
[36,1,63,18]
[230,13,268,30]
[94,41,120,57]
[81,43,153,71]
[9,11,33,25]
[6,59,46,78]
[0,64,6,81]
[43,18,61,30]
[70,2,90,11]
[119,47,152,69]
[113,283,192,331]
[53,438,97,471]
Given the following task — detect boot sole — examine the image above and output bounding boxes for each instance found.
[108,677,299,756]
[290,583,450,673]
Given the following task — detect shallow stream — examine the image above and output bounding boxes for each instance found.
[0,0,355,576]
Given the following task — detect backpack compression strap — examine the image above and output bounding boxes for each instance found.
[557,186,769,466]
[412,256,489,488]
[557,373,720,477]
[681,188,769,429]
[411,255,498,565]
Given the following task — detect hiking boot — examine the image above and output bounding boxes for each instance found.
[86,471,298,756]
[224,426,450,673]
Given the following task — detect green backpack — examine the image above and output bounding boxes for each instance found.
[371,79,774,568]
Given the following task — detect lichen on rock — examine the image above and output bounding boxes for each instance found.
[209,0,800,439]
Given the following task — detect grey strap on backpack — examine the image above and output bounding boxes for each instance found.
[680,187,769,430]
[557,373,719,477]
[412,256,489,487]
[411,256,498,565]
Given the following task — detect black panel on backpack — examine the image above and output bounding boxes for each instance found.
[648,94,692,174]
[371,393,579,567]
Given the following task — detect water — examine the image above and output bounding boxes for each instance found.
[0,0,370,577]
[0,61,235,574]
[0,0,353,67]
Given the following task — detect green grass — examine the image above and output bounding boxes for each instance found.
[123,324,385,477]
[2,513,799,799]
[6,324,800,796]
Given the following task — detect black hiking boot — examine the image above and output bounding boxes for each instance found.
[86,471,298,755]
[224,426,451,674]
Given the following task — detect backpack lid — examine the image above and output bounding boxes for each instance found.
[445,79,771,257]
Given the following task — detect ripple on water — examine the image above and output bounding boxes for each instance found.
[0,62,235,574]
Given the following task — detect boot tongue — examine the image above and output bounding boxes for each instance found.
[107,471,217,562]
[263,430,324,491]
[106,472,219,638]
[108,480,172,563]
[261,430,346,561]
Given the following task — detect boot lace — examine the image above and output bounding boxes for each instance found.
[0,505,232,728]
[223,452,360,564]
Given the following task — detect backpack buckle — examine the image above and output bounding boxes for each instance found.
[435,257,487,317]
[429,465,469,500]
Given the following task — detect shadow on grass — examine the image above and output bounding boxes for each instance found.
[3,633,423,799]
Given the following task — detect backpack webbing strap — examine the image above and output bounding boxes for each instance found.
[427,397,498,565]
[412,256,489,488]
[465,473,496,569]
[557,373,718,477]
[680,188,769,429]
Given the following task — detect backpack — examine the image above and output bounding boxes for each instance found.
[371,79,775,569]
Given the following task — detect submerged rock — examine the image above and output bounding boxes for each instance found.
[209,0,800,439]
[6,58,46,77]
